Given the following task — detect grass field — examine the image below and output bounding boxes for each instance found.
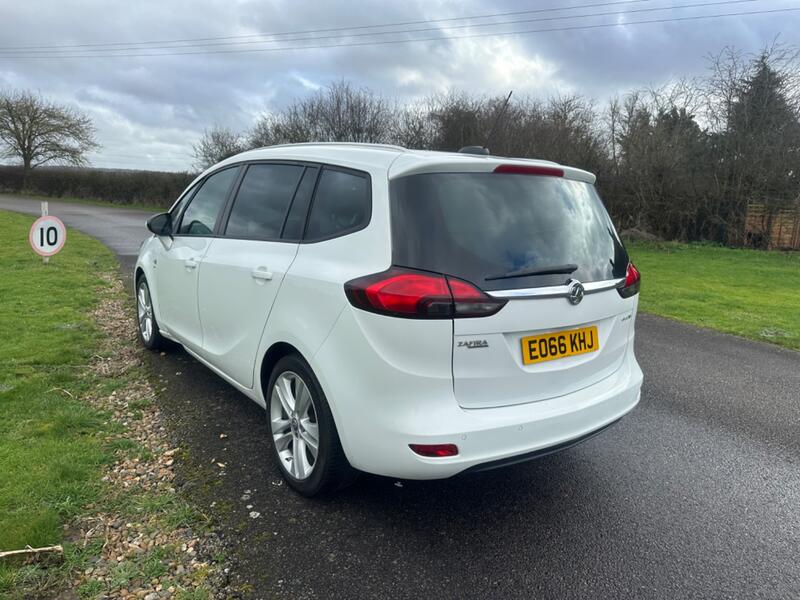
[628,241,800,351]
[0,211,117,553]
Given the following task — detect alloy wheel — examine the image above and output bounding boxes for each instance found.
[270,371,319,480]
[137,282,154,342]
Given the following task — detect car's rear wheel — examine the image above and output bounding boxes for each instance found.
[136,276,166,350]
[267,355,357,496]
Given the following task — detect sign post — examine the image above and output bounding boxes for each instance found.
[29,202,66,263]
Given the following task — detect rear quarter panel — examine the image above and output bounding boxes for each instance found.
[253,166,393,402]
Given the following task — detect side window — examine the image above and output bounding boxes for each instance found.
[225,164,304,239]
[305,168,370,241]
[176,167,239,236]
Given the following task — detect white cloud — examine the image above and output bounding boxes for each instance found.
[0,0,794,170]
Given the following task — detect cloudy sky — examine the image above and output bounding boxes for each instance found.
[1,0,797,172]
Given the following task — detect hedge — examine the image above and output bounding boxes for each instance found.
[0,166,196,208]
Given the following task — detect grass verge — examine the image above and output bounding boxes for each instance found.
[0,210,117,557]
[628,241,800,351]
[0,210,218,598]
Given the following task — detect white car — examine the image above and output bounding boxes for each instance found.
[135,143,643,496]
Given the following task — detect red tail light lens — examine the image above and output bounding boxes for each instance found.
[344,267,506,319]
[618,263,641,298]
[347,269,452,318]
[409,443,459,457]
[494,164,564,177]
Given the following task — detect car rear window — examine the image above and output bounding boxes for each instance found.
[390,172,629,291]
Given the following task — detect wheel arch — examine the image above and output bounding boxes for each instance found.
[134,263,165,328]
[134,266,146,286]
[259,341,304,401]
[258,342,346,436]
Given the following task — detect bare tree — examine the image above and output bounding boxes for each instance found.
[314,80,393,142]
[0,89,98,172]
[390,100,436,149]
[288,80,393,143]
[605,96,622,174]
[192,125,245,170]
[427,92,487,151]
[248,108,315,147]
[246,81,395,149]
[247,114,283,148]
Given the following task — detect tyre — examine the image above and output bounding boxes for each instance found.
[136,276,167,351]
[267,354,358,496]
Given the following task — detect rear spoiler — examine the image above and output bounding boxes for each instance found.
[388,156,596,184]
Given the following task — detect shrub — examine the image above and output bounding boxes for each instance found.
[0,166,195,208]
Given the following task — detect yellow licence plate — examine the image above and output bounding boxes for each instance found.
[521,325,599,365]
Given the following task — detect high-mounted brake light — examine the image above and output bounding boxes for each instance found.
[618,263,641,298]
[344,267,507,319]
[409,443,459,457]
[494,164,564,177]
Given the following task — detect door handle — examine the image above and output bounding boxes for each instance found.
[185,258,200,270]
[251,267,273,281]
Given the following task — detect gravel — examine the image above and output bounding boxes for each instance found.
[67,274,232,599]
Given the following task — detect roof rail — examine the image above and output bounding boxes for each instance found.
[250,142,408,153]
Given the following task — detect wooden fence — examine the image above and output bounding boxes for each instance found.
[745,203,800,250]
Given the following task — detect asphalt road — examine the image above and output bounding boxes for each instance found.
[3,195,799,599]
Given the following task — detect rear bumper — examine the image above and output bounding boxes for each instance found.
[380,362,640,480]
[461,416,623,475]
[314,308,643,480]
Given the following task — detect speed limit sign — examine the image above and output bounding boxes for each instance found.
[29,214,67,258]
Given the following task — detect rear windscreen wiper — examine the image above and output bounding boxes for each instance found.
[485,263,578,281]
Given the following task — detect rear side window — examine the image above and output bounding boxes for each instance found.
[177,167,239,236]
[390,172,629,291]
[225,164,304,239]
[305,168,370,241]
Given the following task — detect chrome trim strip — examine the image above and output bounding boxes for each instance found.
[488,278,625,299]
[584,278,626,292]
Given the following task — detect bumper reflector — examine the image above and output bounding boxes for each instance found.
[409,443,459,457]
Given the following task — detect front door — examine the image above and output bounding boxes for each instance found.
[155,166,240,349]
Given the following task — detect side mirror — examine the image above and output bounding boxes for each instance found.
[146,212,173,237]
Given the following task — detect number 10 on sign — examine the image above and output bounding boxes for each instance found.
[29,202,67,264]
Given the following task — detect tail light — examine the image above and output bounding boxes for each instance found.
[618,263,641,298]
[344,267,506,319]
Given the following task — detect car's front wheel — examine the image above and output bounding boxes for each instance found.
[136,276,166,350]
[267,355,357,496]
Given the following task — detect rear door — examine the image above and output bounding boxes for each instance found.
[196,163,315,388]
[390,169,634,409]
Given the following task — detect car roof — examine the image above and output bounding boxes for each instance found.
[214,142,596,184]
